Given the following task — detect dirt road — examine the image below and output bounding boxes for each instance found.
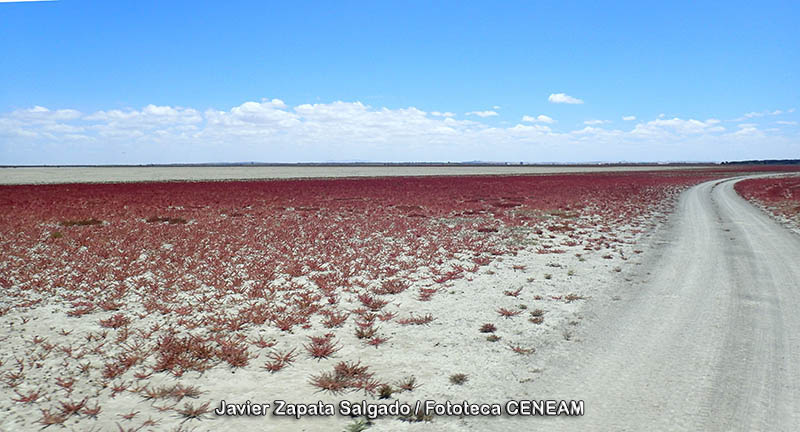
[475,177,800,431]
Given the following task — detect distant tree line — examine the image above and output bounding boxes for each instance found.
[721,159,800,165]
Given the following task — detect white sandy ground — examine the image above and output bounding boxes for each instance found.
[0,165,710,185]
[0,223,653,432]
[2,174,797,431]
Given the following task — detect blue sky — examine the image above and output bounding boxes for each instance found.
[1,0,798,164]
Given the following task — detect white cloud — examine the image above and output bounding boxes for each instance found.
[521,114,554,124]
[735,109,787,121]
[430,111,455,117]
[2,101,798,164]
[622,115,636,121]
[466,110,499,118]
[548,93,584,104]
[733,126,760,136]
[11,106,81,121]
[583,119,609,125]
[776,120,797,125]
[631,117,725,137]
[743,110,783,118]
[492,105,501,110]
[509,123,552,133]
[86,105,202,126]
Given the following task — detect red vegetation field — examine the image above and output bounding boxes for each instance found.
[735,175,800,222]
[0,169,791,428]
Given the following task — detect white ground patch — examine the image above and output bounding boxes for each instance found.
[0,165,711,185]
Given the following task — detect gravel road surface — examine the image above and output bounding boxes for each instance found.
[471,176,800,432]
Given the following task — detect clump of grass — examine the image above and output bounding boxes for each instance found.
[378,384,393,399]
[486,334,501,342]
[395,376,419,392]
[344,418,372,432]
[50,231,63,239]
[398,411,434,422]
[449,373,468,385]
[60,218,102,227]
[355,326,378,340]
[544,273,552,280]
[175,401,212,422]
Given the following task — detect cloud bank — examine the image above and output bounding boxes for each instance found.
[1,99,797,164]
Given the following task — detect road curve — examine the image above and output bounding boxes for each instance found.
[524,177,800,431]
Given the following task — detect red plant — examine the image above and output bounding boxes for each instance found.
[250,335,277,349]
[309,360,376,394]
[304,335,341,360]
[479,323,497,333]
[263,348,297,372]
[417,287,438,301]
[509,345,535,355]
[308,371,350,394]
[374,279,410,295]
[37,409,66,427]
[81,401,102,417]
[497,307,522,318]
[58,398,87,417]
[320,310,350,328]
[357,293,389,311]
[12,389,41,403]
[736,177,800,220]
[216,338,252,368]
[367,336,390,347]
[99,313,130,329]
